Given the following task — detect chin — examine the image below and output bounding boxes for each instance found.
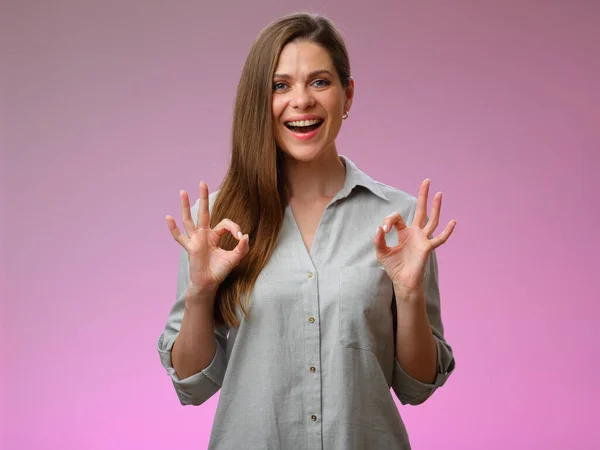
[278,143,327,163]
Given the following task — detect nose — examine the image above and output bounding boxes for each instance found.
[289,86,315,110]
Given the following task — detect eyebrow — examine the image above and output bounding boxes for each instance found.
[273,69,334,80]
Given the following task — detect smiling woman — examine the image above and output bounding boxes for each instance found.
[157,12,457,450]
[273,42,352,159]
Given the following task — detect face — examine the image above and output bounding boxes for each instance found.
[272,39,354,163]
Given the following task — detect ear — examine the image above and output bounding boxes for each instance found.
[344,76,355,112]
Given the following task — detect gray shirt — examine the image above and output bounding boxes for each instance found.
[157,155,455,449]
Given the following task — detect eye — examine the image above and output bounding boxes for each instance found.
[312,79,331,88]
[273,82,287,92]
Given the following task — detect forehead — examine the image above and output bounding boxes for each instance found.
[274,40,334,75]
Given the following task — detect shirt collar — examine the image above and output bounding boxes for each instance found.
[337,155,390,202]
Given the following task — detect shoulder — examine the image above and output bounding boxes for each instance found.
[345,155,417,215]
[377,181,416,207]
[364,176,418,221]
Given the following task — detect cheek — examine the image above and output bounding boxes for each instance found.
[271,97,285,121]
[324,95,344,118]
[325,100,343,125]
[326,116,342,138]
[324,106,343,139]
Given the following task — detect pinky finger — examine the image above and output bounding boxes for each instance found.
[430,220,457,248]
[166,215,189,248]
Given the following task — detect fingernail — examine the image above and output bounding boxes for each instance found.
[376,226,380,234]
[382,224,388,233]
[237,231,243,239]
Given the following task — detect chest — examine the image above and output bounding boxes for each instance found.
[288,198,331,253]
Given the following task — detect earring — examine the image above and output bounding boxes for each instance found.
[342,111,349,120]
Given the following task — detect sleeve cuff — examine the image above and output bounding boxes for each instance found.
[157,332,227,405]
[392,335,455,405]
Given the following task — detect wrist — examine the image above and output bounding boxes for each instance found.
[185,285,218,310]
[393,282,426,304]
[184,300,215,320]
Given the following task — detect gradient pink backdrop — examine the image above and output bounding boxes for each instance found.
[2,1,599,449]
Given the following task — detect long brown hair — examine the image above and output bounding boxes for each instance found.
[210,13,352,328]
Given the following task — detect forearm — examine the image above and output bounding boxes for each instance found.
[171,290,218,380]
[394,285,438,384]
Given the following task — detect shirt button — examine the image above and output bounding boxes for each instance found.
[308,316,315,323]
[311,415,317,421]
[310,366,316,373]
[308,271,314,278]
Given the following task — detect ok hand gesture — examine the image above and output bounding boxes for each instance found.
[374,179,456,294]
[165,181,250,301]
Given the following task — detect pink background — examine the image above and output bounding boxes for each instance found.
[2,1,599,449]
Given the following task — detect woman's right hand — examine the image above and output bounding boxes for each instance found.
[166,181,250,304]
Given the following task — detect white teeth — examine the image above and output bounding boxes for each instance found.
[286,119,321,127]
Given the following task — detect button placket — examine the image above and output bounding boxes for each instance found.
[303,266,322,442]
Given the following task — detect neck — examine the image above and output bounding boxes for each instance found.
[282,149,346,202]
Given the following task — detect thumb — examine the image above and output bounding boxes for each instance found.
[230,234,250,263]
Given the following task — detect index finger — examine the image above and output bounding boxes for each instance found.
[197,181,210,229]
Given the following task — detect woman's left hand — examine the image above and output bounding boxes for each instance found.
[374,179,457,294]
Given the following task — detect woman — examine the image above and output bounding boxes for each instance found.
[158,12,456,450]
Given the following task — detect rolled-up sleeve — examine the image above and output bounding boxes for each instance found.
[157,195,229,406]
[157,321,229,406]
[391,244,456,406]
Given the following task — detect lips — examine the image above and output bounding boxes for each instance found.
[284,114,324,123]
[284,119,324,133]
[283,122,323,141]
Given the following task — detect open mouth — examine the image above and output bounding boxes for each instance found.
[284,119,324,134]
